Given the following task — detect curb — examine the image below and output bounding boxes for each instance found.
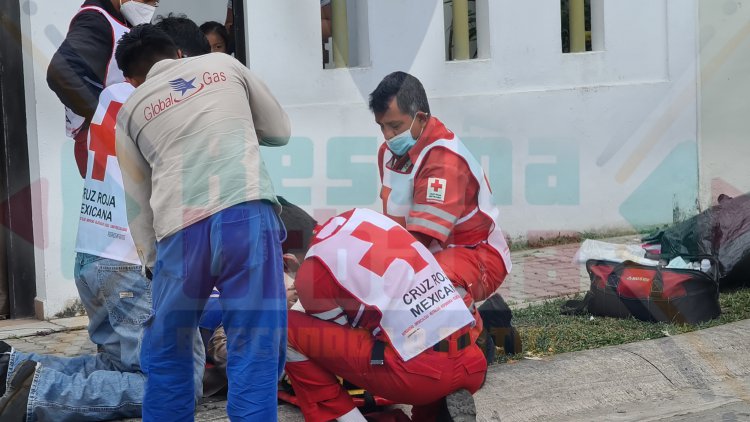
[0,316,88,340]
[477,319,750,421]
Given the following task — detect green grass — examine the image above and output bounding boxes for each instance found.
[54,300,87,319]
[506,224,669,252]
[499,287,750,362]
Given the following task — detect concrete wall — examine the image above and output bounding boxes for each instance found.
[19,0,81,319]
[247,0,699,231]
[20,0,699,317]
[698,0,750,206]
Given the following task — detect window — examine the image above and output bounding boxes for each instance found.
[444,0,485,61]
[561,0,594,53]
[322,0,370,69]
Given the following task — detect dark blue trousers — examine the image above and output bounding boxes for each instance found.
[141,201,286,421]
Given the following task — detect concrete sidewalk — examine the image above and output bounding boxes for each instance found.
[477,319,750,421]
[10,237,747,421]
[5,316,749,421]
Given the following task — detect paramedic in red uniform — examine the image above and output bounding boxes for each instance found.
[285,208,487,422]
[369,71,512,312]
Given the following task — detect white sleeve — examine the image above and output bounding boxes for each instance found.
[320,0,331,6]
[227,0,233,9]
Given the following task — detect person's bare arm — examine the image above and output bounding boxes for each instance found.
[321,3,332,40]
[225,7,233,33]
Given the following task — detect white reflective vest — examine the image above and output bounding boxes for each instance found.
[75,83,140,265]
[307,208,475,361]
[381,136,512,272]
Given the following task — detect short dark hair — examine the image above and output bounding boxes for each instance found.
[277,196,317,255]
[155,14,211,57]
[115,24,178,79]
[200,21,230,46]
[368,71,431,117]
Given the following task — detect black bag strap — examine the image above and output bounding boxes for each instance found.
[560,291,593,315]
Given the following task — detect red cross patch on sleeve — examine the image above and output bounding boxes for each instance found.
[426,177,447,203]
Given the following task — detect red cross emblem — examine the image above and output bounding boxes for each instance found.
[430,179,443,192]
[351,222,429,277]
[88,101,124,181]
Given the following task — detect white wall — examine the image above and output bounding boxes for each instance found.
[20,0,85,318]
[247,0,699,232]
[21,0,700,317]
[698,0,750,206]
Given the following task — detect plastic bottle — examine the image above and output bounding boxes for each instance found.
[700,259,711,273]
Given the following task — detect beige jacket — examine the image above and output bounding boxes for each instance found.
[116,53,290,268]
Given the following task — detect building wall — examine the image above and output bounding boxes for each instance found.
[19,0,83,319]
[20,0,699,318]
[698,0,750,206]
[247,0,699,231]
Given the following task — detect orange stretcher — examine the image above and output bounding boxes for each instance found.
[277,376,398,411]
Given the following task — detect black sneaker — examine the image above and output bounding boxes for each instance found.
[0,360,37,421]
[476,328,496,366]
[439,388,477,422]
[0,340,12,397]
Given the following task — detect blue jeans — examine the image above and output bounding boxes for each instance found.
[141,201,286,422]
[6,253,204,422]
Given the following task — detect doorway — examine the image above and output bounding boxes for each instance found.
[0,0,37,318]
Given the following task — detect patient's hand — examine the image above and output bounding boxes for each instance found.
[283,253,300,273]
[283,254,300,309]
[285,272,298,309]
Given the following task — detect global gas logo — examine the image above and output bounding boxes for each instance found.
[143,76,206,121]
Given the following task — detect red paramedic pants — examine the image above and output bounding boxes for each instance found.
[285,311,487,422]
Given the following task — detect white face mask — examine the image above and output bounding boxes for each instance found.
[120,1,156,26]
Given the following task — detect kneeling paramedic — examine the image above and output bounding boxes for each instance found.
[285,208,487,422]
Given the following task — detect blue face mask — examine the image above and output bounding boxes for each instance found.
[386,116,422,156]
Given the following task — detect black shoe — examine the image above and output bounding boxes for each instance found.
[0,340,12,397]
[476,328,496,366]
[486,326,522,356]
[0,360,37,421]
[478,294,523,356]
[438,388,477,422]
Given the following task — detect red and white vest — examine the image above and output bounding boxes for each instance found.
[381,136,513,273]
[75,82,140,265]
[308,208,475,361]
[65,5,129,138]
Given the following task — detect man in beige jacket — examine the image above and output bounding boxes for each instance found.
[114,24,290,421]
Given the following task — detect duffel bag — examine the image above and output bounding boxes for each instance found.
[561,259,720,324]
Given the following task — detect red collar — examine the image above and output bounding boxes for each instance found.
[405,116,455,162]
